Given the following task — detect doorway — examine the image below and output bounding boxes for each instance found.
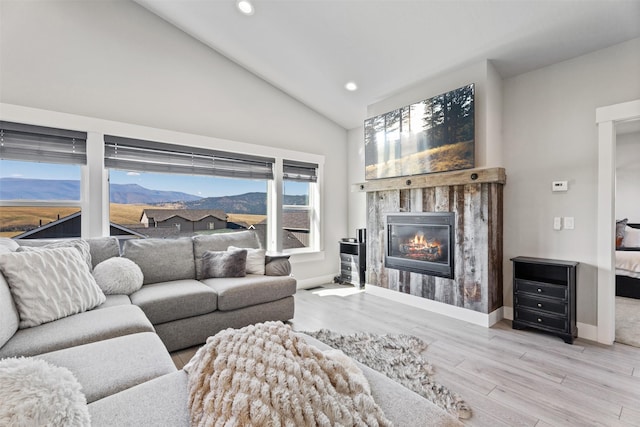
[596,99,640,345]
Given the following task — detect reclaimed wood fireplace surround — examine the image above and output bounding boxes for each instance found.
[354,167,505,318]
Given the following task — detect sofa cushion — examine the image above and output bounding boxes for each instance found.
[0,247,106,328]
[201,249,247,279]
[0,305,154,359]
[193,231,261,279]
[129,280,217,324]
[201,275,296,311]
[87,237,121,268]
[94,294,132,310]
[154,297,295,352]
[93,257,144,295]
[123,238,195,285]
[89,370,190,427]
[36,332,176,403]
[0,273,19,350]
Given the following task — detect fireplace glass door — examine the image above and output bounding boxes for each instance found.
[389,224,450,264]
[385,212,455,278]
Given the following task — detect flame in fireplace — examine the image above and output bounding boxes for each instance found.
[400,232,443,261]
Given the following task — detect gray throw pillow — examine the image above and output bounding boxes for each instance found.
[0,247,106,328]
[201,249,247,279]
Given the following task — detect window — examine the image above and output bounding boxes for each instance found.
[0,122,87,239]
[281,160,319,252]
[104,136,272,245]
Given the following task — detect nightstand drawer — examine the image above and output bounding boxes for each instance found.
[340,254,357,263]
[515,308,568,332]
[341,262,357,272]
[515,294,567,316]
[515,279,567,300]
[341,272,359,283]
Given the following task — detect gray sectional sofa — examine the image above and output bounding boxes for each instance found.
[0,231,460,426]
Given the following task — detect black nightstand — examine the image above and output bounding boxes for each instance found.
[511,256,578,344]
[339,241,366,288]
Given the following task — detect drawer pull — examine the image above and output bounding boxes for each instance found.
[537,303,543,308]
[537,318,543,323]
[537,288,543,293]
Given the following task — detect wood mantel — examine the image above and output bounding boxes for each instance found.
[353,167,506,192]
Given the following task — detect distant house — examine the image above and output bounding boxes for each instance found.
[253,210,310,249]
[282,210,311,247]
[140,209,228,233]
[13,212,146,240]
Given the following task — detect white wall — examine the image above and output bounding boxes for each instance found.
[503,38,640,326]
[0,0,347,283]
[347,126,366,232]
[616,131,640,222]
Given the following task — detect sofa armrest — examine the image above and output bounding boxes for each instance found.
[265,254,292,276]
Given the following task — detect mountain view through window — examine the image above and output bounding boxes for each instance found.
[0,161,311,250]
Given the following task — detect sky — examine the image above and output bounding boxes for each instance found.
[0,160,308,198]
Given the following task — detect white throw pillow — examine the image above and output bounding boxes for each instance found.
[0,247,106,329]
[0,357,90,427]
[623,226,640,247]
[228,245,266,275]
[92,257,144,295]
[17,239,93,271]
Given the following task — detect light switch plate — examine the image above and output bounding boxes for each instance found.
[564,217,575,229]
[554,217,562,230]
[552,181,568,192]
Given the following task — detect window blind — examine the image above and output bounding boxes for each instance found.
[283,159,318,182]
[0,121,87,165]
[104,135,274,180]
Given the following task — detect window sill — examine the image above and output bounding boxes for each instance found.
[288,250,325,264]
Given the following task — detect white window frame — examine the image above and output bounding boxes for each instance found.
[0,162,87,238]
[1,103,325,259]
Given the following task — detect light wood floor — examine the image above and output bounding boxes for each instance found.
[172,284,640,427]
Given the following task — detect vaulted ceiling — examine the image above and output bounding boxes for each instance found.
[135,0,640,129]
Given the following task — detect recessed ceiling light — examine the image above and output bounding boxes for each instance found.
[345,81,358,91]
[237,0,255,15]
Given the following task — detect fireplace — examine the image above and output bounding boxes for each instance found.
[385,212,455,279]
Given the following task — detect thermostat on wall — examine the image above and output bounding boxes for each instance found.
[552,181,568,192]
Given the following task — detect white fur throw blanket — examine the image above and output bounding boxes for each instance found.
[184,321,392,427]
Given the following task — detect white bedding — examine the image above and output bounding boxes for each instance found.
[616,250,640,279]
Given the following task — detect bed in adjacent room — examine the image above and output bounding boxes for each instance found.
[616,222,640,299]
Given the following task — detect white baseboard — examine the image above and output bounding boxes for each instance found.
[503,306,514,320]
[296,274,337,290]
[502,306,598,341]
[576,322,598,342]
[364,284,503,328]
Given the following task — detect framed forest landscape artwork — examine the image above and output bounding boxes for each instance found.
[364,84,475,180]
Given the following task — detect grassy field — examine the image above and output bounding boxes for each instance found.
[0,204,267,237]
[366,140,474,178]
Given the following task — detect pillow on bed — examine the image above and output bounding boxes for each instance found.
[616,219,628,248]
[623,226,640,248]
